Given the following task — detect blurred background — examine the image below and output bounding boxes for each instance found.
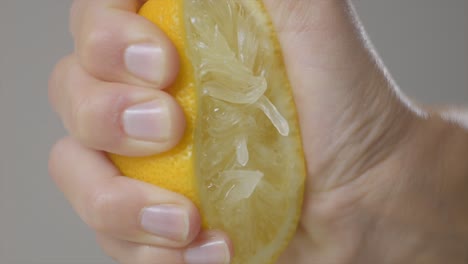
[1,0,467,263]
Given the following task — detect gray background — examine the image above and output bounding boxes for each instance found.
[1,0,467,264]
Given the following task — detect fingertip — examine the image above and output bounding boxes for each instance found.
[184,230,233,264]
[76,6,180,89]
[124,40,180,89]
[139,200,201,247]
[121,91,186,156]
[48,55,76,115]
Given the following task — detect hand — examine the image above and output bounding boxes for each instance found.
[48,1,468,264]
[49,0,231,263]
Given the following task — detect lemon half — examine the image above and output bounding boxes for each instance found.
[110,1,307,263]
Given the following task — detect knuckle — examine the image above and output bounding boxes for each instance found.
[48,55,75,111]
[49,55,74,84]
[94,90,127,128]
[84,188,115,232]
[82,28,112,57]
[71,93,93,140]
[79,26,119,76]
[48,137,74,183]
[72,88,126,149]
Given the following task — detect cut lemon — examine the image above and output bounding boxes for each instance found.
[110,0,306,263]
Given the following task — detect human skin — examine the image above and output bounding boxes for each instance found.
[48,0,468,263]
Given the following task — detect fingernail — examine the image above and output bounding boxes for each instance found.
[123,99,170,142]
[140,205,189,241]
[125,44,165,83]
[184,238,230,264]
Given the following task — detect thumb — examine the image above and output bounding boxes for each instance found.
[263,0,421,188]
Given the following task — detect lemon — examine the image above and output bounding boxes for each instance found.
[110,0,306,263]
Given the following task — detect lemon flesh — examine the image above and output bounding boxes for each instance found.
[187,1,305,263]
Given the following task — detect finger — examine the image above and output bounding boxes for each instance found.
[97,230,232,264]
[49,56,185,156]
[49,137,201,248]
[70,0,179,88]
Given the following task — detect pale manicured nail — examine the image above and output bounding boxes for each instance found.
[140,205,189,241]
[123,100,171,142]
[125,44,165,83]
[184,239,230,264]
